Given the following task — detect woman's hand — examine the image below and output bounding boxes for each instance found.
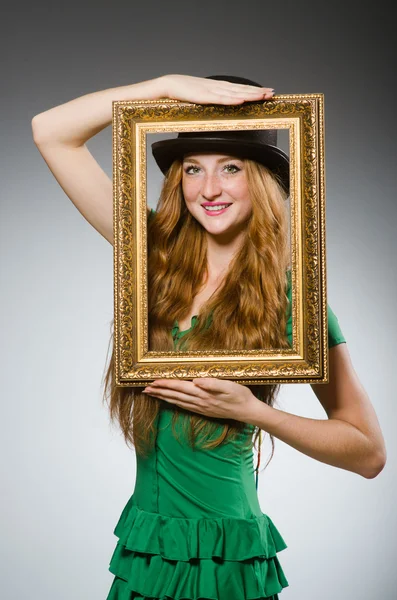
[143,377,262,423]
[162,74,275,105]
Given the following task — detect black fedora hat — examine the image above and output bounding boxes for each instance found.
[151,75,290,195]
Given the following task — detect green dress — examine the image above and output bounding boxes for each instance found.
[106,251,346,599]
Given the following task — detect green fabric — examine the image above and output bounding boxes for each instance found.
[107,397,289,599]
[107,315,291,598]
[172,269,346,350]
[106,209,344,599]
[284,269,346,349]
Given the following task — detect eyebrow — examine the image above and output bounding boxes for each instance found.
[183,156,242,164]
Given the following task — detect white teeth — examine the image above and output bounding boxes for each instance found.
[203,204,231,211]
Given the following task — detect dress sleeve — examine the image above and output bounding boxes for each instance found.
[285,271,346,348]
[327,304,346,348]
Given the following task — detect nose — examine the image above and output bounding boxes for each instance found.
[201,172,223,200]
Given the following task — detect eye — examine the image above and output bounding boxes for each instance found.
[223,163,241,174]
[183,165,200,174]
[183,163,241,175]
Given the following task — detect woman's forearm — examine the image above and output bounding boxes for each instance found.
[248,400,382,479]
[31,75,169,147]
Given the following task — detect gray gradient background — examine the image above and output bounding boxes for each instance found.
[1,2,396,599]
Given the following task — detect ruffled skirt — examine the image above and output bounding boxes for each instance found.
[106,495,289,600]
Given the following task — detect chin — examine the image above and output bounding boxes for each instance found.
[202,220,242,238]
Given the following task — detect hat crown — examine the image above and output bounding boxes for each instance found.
[177,74,277,146]
[177,128,277,147]
[150,74,290,194]
[205,74,263,87]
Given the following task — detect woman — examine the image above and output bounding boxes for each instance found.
[32,74,386,600]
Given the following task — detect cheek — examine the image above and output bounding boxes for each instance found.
[182,180,199,205]
[241,184,252,211]
[229,181,252,211]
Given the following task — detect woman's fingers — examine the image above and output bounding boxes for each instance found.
[212,90,273,104]
[146,377,231,395]
[144,378,204,398]
[144,386,199,405]
[143,380,207,412]
[211,85,273,100]
[205,80,274,100]
[218,83,274,94]
[164,74,274,105]
[192,377,232,393]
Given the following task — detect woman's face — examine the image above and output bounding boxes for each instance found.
[181,152,252,239]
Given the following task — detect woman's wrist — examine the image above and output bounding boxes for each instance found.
[117,75,169,102]
[242,391,270,427]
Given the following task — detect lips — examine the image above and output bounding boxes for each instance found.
[201,203,232,216]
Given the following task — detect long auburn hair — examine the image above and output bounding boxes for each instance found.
[103,156,290,469]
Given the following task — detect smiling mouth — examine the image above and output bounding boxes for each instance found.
[202,203,232,213]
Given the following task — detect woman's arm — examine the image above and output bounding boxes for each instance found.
[143,342,386,479]
[32,75,273,245]
[31,77,170,245]
[249,342,387,479]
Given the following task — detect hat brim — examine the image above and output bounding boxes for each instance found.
[151,138,290,194]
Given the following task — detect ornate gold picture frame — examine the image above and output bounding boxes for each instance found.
[113,94,328,386]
